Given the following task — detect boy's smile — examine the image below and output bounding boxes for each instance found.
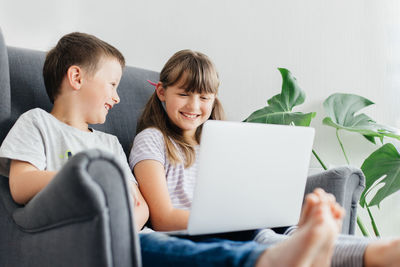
[105,103,113,111]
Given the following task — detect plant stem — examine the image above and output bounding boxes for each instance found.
[334,129,373,236]
[357,215,370,237]
[312,149,328,170]
[336,129,350,165]
[366,206,381,237]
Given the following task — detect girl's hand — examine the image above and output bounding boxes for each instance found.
[134,159,190,231]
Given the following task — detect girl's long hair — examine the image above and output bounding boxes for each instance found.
[137,49,225,168]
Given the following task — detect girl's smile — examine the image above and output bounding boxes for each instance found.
[156,83,215,137]
[180,112,200,119]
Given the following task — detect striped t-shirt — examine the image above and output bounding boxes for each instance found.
[129,128,199,210]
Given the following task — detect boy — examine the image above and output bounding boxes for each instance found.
[0,32,149,230]
[0,32,347,267]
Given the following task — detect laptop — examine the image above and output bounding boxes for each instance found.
[164,120,315,236]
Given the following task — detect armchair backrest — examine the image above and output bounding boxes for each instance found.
[0,28,11,144]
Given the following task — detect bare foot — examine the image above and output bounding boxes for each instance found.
[299,189,344,230]
[364,239,400,267]
[310,189,344,267]
[255,189,343,267]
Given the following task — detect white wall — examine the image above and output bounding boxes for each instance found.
[2,0,400,237]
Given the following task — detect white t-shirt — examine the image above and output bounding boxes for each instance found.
[0,108,135,183]
[129,128,199,210]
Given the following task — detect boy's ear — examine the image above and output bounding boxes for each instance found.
[66,65,83,90]
[155,82,166,101]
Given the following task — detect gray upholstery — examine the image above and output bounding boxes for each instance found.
[304,166,365,235]
[0,27,11,143]
[0,27,365,267]
[0,149,139,267]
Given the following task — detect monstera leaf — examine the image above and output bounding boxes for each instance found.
[360,143,400,207]
[244,68,316,126]
[323,93,400,144]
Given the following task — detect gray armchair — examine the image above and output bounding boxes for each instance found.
[0,28,365,267]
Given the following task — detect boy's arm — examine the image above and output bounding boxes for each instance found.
[134,159,190,231]
[9,160,56,205]
[130,181,149,231]
[10,158,150,231]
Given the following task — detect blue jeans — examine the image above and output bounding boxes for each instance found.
[140,232,269,267]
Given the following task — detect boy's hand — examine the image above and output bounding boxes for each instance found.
[130,181,149,230]
[130,183,141,206]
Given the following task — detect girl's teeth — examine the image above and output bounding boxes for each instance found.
[182,113,197,118]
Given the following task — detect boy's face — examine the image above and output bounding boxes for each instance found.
[79,57,122,124]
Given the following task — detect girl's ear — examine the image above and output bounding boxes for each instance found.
[67,65,83,91]
[155,82,166,101]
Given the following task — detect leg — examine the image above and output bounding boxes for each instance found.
[140,188,342,267]
[256,189,343,267]
[255,187,400,267]
[332,234,400,267]
[255,227,399,267]
[311,189,400,267]
[140,232,268,267]
[332,234,369,267]
[364,239,400,267]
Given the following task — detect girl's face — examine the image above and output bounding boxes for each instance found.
[156,82,216,139]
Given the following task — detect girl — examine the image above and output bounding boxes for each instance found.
[130,49,400,267]
[131,49,223,231]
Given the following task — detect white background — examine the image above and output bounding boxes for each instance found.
[1,0,400,237]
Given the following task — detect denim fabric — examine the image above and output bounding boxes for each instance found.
[140,232,269,267]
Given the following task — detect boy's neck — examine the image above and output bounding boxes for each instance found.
[50,103,91,132]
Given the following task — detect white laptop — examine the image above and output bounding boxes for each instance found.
[165,120,315,236]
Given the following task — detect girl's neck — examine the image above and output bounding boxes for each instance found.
[183,130,198,145]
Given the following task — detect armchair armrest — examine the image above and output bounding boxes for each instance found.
[304,166,365,235]
[10,149,141,267]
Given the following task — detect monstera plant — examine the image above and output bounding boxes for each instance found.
[322,93,400,236]
[244,68,400,237]
[244,69,327,169]
[244,68,316,126]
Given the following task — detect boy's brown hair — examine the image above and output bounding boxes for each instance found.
[137,49,225,168]
[43,32,125,103]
